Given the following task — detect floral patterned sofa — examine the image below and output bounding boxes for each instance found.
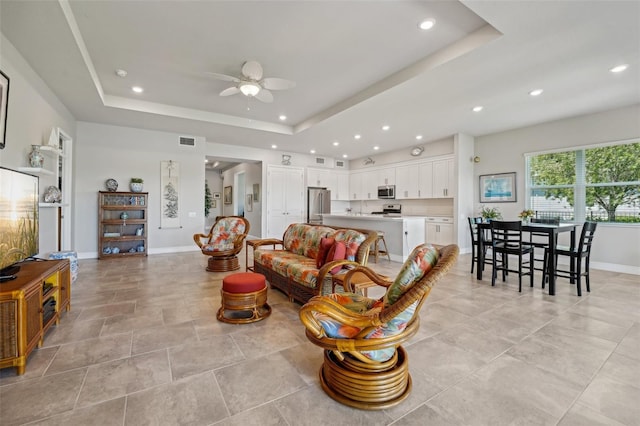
[252,223,378,304]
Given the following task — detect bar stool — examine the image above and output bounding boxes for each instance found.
[373,231,391,263]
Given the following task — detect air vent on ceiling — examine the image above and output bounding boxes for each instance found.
[335,160,345,168]
[315,157,325,165]
[179,137,195,146]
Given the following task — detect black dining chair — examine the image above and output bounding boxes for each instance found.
[468,217,491,274]
[543,221,597,296]
[490,221,534,291]
[529,217,560,284]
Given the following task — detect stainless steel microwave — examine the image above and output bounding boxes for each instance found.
[377,185,396,199]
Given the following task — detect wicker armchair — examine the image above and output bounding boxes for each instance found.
[193,216,250,272]
[299,243,459,410]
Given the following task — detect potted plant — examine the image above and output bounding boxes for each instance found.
[518,209,535,223]
[204,180,213,217]
[130,178,144,192]
[480,206,502,222]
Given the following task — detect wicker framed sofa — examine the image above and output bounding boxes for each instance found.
[252,223,378,304]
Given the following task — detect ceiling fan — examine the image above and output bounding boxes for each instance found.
[208,60,295,103]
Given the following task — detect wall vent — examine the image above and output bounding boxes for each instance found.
[335,160,345,168]
[179,137,195,146]
[315,157,325,165]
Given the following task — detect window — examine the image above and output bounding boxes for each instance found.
[526,141,640,223]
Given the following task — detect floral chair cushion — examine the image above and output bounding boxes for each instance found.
[383,244,439,307]
[283,224,335,259]
[201,217,247,252]
[311,244,440,362]
[312,293,417,362]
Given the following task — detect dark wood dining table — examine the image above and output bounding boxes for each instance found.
[476,222,577,295]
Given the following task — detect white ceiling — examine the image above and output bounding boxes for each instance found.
[1,1,638,160]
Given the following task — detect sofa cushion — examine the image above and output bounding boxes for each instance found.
[255,250,303,278]
[283,224,335,259]
[325,241,347,274]
[316,237,335,268]
[333,229,367,261]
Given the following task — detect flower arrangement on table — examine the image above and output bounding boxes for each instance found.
[518,209,535,221]
[480,206,502,221]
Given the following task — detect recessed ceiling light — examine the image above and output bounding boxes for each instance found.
[529,89,543,96]
[115,69,127,78]
[415,135,423,140]
[472,106,484,112]
[310,149,316,154]
[132,86,144,93]
[279,115,287,121]
[418,19,436,30]
[333,141,340,146]
[271,144,277,149]
[382,125,390,131]
[342,154,348,158]
[373,146,380,150]
[610,64,628,73]
[354,134,361,140]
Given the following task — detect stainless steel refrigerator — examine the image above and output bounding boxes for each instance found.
[307,187,331,224]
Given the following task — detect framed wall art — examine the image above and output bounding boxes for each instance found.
[0,70,10,149]
[252,183,260,203]
[246,194,253,212]
[213,192,221,199]
[479,172,516,203]
[223,186,232,204]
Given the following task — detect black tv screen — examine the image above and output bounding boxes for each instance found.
[0,167,39,276]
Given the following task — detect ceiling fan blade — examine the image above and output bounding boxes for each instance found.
[242,60,263,81]
[220,86,240,97]
[261,78,296,91]
[206,72,240,83]
[254,88,273,103]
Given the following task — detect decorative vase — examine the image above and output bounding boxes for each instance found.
[29,145,44,168]
[120,212,129,220]
[130,182,143,192]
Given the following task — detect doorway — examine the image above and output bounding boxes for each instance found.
[56,128,72,251]
[235,172,245,216]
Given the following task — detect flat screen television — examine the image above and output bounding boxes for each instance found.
[0,166,39,281]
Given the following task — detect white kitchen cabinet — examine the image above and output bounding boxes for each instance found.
[395,164,419,199]
[377,167,396,186]
[425,217,454,245]
[418,161,434,199]
[334,171,350,201]
[432,158,455,198]
[361,170,378,200]
[306,168,336,191]
[349,172,363,200]
[267,166,304,238]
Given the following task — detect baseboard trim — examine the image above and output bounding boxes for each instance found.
[590,261,640,275]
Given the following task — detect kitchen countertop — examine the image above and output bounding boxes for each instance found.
[322,213,427,221]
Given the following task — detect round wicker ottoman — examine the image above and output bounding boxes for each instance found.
[217,272,271,324]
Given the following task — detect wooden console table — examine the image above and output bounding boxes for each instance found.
[0,259,71,375]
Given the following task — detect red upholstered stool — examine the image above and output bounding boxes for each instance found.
[217,272,271,324]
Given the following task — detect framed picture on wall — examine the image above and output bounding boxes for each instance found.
[223,186,232,204]
[252,183,259,202]
[246,194,253,212]
[212,200,217,209]
[213,192,221,200]
[479,172,517,203]
[0,70,10,150]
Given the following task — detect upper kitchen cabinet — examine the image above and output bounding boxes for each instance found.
[432,157,455,198]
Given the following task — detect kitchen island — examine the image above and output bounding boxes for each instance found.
[322,214,426,262]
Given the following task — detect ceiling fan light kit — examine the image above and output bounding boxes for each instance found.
[209,60,295,103]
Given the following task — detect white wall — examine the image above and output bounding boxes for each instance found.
[0,35,76,255]
[220,161,262,238]
[475,104,640,274]
[75,122,206,258]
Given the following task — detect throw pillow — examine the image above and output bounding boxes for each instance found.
[316,237,335,268]
[325,241,347,274]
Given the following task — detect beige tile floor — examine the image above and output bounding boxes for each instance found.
[1,247,639,425]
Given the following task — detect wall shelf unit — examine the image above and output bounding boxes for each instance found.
[17,167,54,176]
[98,191,148,258]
